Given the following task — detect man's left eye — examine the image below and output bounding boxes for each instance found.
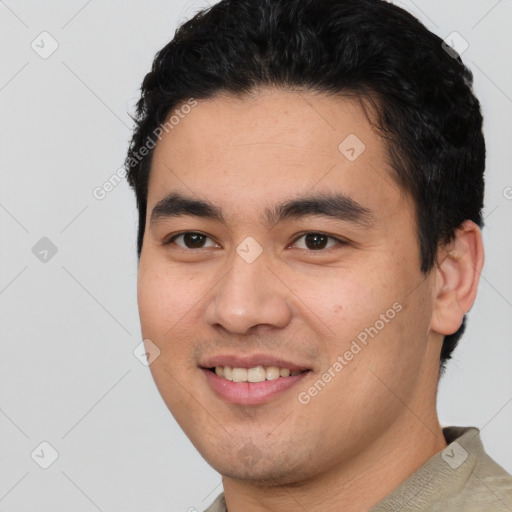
[291,233,343,251]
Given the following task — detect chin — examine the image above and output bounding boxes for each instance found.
[203,447,318,487]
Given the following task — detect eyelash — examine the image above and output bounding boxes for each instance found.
[164,231,347,252]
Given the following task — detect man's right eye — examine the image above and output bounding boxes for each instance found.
[166,232,218,249]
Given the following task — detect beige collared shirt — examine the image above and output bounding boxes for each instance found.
[204,426,512,511]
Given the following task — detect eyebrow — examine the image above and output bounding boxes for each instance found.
[150,191,375,227]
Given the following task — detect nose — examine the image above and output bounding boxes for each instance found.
[205,252,293,335]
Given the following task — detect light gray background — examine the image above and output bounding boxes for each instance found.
[0,0,511,510]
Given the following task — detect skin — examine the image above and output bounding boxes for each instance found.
[137,88,484,511]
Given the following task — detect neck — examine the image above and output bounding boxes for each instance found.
[222,410,447,512]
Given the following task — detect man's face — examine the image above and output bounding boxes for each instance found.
[137,89,441,483]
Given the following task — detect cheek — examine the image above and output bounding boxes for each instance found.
[137,272,169,337]
[295,258,425,366]
[137,264,204,406]
[296,267,397,336]
[137,258,198,340]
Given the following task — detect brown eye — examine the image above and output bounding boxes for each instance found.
[169,232,217,249]
[183,233,207,248]
[304,233,329,250]
[293,233,340,251]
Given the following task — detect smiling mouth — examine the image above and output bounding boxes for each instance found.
[206,365,310,383]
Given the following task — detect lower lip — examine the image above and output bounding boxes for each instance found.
[202,369,311,405]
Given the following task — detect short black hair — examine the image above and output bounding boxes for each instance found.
[126,0,485,371]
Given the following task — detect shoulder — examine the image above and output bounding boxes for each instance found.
[203,492,226,512]
[373,426,512,512]
[427,426,512,511]
[456,428,512,511]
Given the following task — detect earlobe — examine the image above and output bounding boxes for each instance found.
[430,220,485,336]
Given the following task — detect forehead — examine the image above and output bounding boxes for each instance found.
[148,89,409,221]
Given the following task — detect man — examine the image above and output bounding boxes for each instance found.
[125,0,512,510]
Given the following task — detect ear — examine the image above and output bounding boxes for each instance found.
[430,220,485,336]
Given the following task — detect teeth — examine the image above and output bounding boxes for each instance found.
[247,366,267,382]
[213,365,304,382]
[224,366,233,381]
[266,366,280,380]
[232,367,247,382]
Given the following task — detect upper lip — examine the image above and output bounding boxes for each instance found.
[200,353,311,371]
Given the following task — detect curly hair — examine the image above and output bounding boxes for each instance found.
[125,0,485,371]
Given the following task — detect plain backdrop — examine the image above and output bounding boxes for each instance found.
[0,0,511,510]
